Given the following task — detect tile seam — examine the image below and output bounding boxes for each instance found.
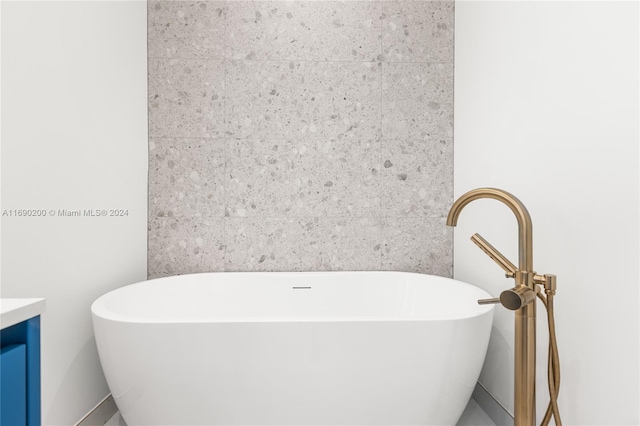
[147,57,454,65]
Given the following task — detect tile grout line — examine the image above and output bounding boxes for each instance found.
[222,0,229,272]
[147,0,152,280]
[147,57,454,66]
[170,215,447,220]
[148,135,454,142]
[378,0,384,271]
[449,0,455,278]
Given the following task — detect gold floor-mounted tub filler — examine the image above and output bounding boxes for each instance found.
[447,188,562,426]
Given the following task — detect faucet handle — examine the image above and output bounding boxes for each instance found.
[470,233,517,278]
[478,297,501,305]
[477,286,536,310]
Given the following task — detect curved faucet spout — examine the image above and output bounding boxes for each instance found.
[446,187,533,272]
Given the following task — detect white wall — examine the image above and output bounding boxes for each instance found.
[454,1,639,424]
[1,1,147,424]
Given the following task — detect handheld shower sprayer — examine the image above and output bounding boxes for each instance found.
[470,233,516,278]
[447,188,562,426]
[471,233,537,310]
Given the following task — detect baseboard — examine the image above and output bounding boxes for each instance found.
[472,382,514,426]
[75,394,118,426]
[77,385,506,426]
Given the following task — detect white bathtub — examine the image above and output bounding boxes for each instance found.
[92,271,494,426]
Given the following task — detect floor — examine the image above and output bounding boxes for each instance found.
[456,399,497,426]
[105,412,126,426]
[105,398,496,426]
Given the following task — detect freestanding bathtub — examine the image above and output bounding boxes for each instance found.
[92,271,494,426]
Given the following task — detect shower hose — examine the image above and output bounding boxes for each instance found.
[536,284,562,426]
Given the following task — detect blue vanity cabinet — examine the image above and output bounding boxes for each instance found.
[0,316,41,426]
[1,343,27,425]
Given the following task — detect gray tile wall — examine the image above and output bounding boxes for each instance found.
[147,0,454,279]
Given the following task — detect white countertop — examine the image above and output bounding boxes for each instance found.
[1,298,46,330]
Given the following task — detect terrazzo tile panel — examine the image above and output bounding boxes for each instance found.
[382,1,454,63]
[226,139,381,217]
[148,1,227,60]
[380,217,452,277]
[226,60,381,140]
[381,138,452,217]
[148,59,226,138]
[382,62,454,140]
[224,217,382,271]
[148,216,226,279]
[149,137,226,218]
[227,2,382,61]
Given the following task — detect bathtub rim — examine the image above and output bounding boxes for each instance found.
[91,271,495,324]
